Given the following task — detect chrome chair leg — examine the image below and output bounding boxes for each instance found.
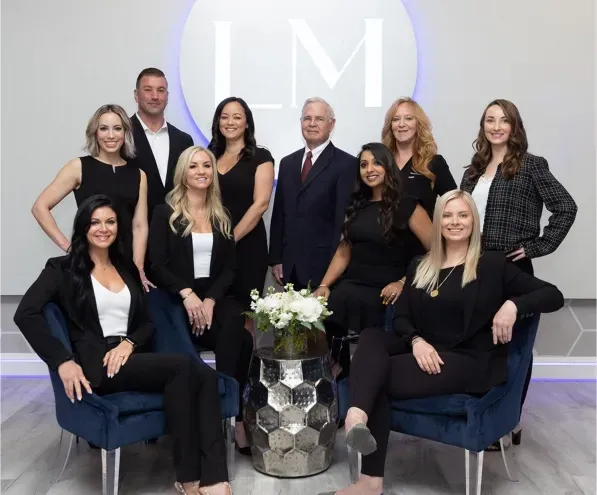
[223,417,236,480]
[465,449,484,495]
[347,444,360,484]
[499,433,519,482]
[101,448,121,495]
[56,431,75,481]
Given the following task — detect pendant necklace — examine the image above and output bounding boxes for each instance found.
[430,259,465,298]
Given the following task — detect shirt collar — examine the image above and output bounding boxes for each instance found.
[304,139,331,160]
[136,113,168,132]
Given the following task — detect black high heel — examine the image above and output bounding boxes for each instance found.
[512,427,522,445]
[236,444,251,456]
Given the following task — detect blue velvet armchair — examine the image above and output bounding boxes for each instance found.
[338,313,540,494]
[43,292,239,495]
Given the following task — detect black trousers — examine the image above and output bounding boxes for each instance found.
[192,278,253,420]
[509,256,534,410]
[349,328,484,477]
[95,350,228,485]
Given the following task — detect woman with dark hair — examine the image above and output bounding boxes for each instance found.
[461,98,577,449]
[208,97,274,318]
[31,104,154,291]
[312,143,432,379]
[320,191,564,495]
[14,195,232,495]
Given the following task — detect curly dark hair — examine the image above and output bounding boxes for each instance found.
[64,195,132,319]
[207,97,256,160]
[342,143,405,244]
[466,99,528,181]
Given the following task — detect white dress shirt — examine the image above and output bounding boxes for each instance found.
[301,139,331,171]
[472,174,494,233]
[137,113,170,186]
[91,275,131,338]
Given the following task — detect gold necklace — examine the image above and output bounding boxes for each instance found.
[430,260,464,298]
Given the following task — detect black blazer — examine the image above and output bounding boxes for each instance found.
[129,115,194,220]
[460,153,577,259]
[393,251,564,391]
[269,142,356,286]
[13,257,154,387]
[148,204,236,300]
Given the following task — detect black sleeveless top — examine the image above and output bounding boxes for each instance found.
[74,156,141,255]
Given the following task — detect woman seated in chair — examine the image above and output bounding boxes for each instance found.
[14,195,232,495]
[312,142,432,380]
[148,145,253,455]
[321,190,564,495]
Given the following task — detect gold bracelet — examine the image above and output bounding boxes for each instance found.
[397,279,405,285]
[318,284,329,288]
[182,290,194,300]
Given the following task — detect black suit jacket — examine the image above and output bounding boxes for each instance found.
[393,251,564,391]
[269,142,356,286]
[148,204,236,300]
[14,257,154,387]
[129,115,194,220]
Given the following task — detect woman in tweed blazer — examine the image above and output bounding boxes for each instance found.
[460,98,577,449]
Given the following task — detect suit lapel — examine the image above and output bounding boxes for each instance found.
[118,268,139,330]
[84,274,103,336]
[209,225,220,276]
[183,233,194,278]
[165,124,179,191]
[131,115,165,193]
[290,149,303,193]
[300,142,334,193]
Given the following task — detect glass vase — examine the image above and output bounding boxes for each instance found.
[273,325,308,357]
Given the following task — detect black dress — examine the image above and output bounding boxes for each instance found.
[399,154,456,258]
[218,147,274,309]
[74,156,141,257]
[327,198,416,333]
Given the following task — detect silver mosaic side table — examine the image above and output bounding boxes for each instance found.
[243,346,338,477]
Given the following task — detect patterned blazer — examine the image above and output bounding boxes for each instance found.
[460,153,577,259]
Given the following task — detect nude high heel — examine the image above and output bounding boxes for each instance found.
[199,482,233,495]
[174,481,200,494]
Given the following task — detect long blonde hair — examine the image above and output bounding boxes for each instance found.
[413,190,481,293]
[381,97,437,183]
[85,104,136,159]
[165,146,232,238]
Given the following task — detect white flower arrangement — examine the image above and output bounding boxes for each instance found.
[246,284,332,334]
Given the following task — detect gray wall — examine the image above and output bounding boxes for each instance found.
[1,0,595,365]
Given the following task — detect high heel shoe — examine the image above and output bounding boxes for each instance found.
[236,444,251,456]
[512,426,522,445]
[174,481,200,494]
[345,423,377,456]
[199,481,233,494]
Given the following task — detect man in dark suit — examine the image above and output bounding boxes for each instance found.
[270,97,356,289]
[130,68,194,221]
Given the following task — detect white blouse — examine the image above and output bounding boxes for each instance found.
[91,275,130,338]
[472,175,494,233]
[192,232,213,278]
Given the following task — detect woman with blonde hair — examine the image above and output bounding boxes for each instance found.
[321,190,564,495]
[382,97,457,219]
[32,104,153,290]
[149,145,253,458]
